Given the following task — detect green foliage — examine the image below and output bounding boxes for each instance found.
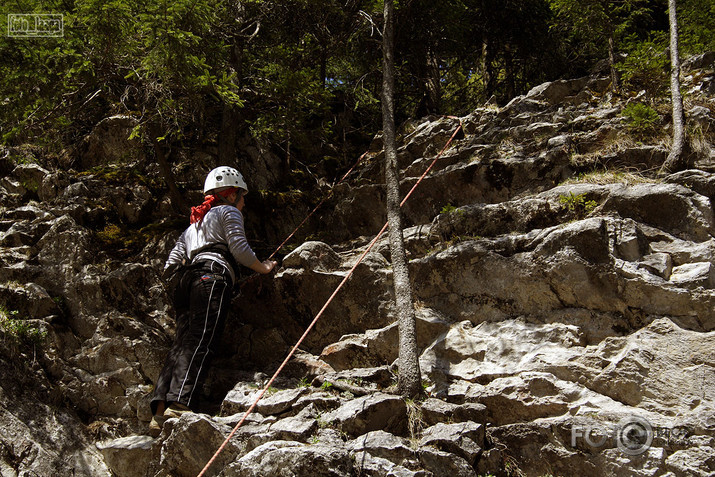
[440,204,462,215]
[559,192,598,217]
[1,0,713,186]
[679,0,715,54]
[0,306,47,348]
[622,102,660,134]
[618,32,669,97]
[79,165,157,187]
[549,0,654,60]
[95,220,182,257]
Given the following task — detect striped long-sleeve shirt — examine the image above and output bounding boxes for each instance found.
[164,205,258,283]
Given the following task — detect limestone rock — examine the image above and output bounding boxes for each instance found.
[348,430,415,464]
[637,252,673,279]
[470,373,575,425]
[323,393,407,437]
[600,183,714,241]
[666,169,715,203]
[283,241,342,271]
[321,307,450,371]
[222,385,305,417]
[352,453,426,477]
[669,262,715,289]
[419,399,487,427]
[97,436,154,477]
[569,318,715,415]
[38,171,71,201]
[420,319,584,388]
[0,359,112,477]
[157,414,241,477]
[526,77,589,105]
[419,421,484,465]
[1,64,714,477]
[665,446,715,476]
[222,440,353,477]
[0,281,59,318]
[80,115,144,169]
[418,446,477,477]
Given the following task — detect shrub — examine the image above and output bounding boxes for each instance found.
[0,306,47,348]
[559,192,598,218]
[617,33,669,98]
[622,102,660,134]
[440,203,460,215]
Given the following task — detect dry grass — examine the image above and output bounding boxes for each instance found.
[562,169,661,186]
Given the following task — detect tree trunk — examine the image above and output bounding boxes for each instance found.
[481,37,494,98]
[417,45,441,116]
[504,45,516,101]
[381,0,422,398]
[218,104,238,164]
[661,0,687,173]
[152,139,189,216]
[607,33,619,94]
[425,46,441,114]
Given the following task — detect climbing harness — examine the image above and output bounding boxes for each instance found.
[196,118,464,477]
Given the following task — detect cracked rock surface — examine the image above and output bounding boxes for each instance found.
[1,60,714,476]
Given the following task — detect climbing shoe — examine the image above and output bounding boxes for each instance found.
[149,415,166,437]
[164,403,192,419]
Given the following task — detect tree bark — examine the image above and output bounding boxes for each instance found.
[152,139,189,216]
[381,0,422,398]
[481,37,494,98]
[417,45,441,116]
[425,46,441,114]
[607,33,619,94]
[218,104,238,164]
[661,0,687,173]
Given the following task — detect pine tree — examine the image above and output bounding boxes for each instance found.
[549,0,653,93]
[661,0,687,173]
[381,0,422,399]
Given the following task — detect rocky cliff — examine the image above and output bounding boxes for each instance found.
[0,54,714,477]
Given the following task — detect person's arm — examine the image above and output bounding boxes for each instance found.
[164,232,187,270]
[248,258,277,274]
[221,207,276,274]
[162,232,188,281]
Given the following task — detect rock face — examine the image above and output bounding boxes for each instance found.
[1,61,714,477]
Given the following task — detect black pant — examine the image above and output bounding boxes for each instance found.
[151,260,232,413]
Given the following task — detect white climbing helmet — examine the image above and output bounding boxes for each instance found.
[203,166,248,194]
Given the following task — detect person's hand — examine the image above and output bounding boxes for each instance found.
[262,259,277,274]
[249,258,278,274]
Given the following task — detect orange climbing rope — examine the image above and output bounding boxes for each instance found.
[197,118,463,477]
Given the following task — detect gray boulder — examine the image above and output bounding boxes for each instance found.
[222,440,353,477]
[322,393,408,437]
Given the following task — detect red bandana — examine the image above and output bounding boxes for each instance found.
[189,188,236,224]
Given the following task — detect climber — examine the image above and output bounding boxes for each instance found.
[149,166,277,436]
